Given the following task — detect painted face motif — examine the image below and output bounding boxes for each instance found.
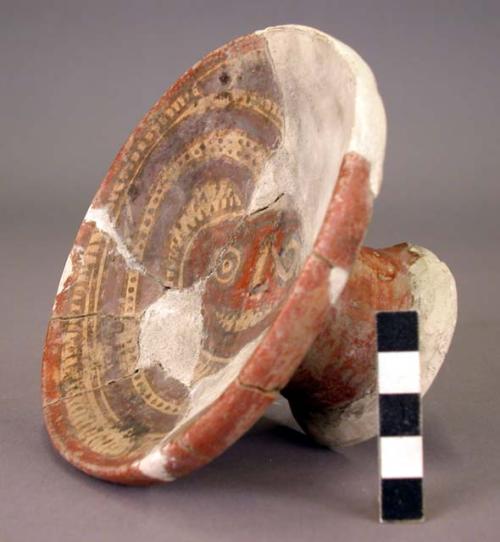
[202,207,300,357]
[161,177,301,382]
[172,189,299,349]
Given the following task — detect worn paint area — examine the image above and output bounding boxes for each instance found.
[284,244,457,448]
[137,282,205,386]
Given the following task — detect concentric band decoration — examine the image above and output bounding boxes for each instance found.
[42,25,386,483]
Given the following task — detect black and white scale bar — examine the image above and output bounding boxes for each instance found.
[377,311,424,523]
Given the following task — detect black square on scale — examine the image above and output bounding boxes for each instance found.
[381,478,423,522]
[377,311,419,352]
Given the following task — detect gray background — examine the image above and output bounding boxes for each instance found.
[1,1,499,540]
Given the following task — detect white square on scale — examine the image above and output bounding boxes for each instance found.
[380,436,423,479]
[378,351,421,394]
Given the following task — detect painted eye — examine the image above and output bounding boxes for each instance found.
[215,247,241,284]
[274,237,300,282]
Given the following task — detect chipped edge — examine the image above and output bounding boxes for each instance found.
[133,446,175,482]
